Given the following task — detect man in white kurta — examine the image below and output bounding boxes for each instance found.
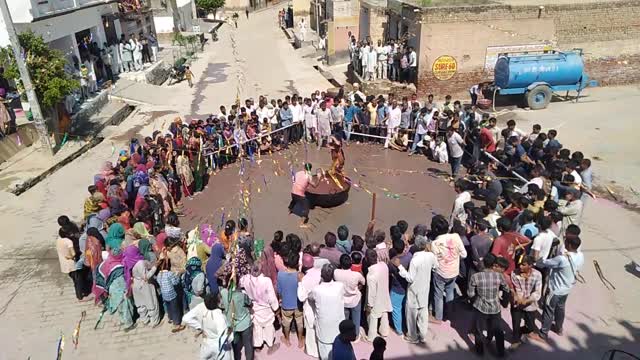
[132,38,143,71]
[315,101,332,148]
[365,46,378,81]
[384,100,402,148]
[297,258,322,358]
[309,264,345,360]
[303,99,317,142]
[182,294,233,360]
[396,235,438,343]
[241,270,280,352]
[365,250,392,341]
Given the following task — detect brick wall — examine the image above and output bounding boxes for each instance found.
[368,7,386,43]
[416,0,640,96]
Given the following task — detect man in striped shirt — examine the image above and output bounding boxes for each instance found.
[510,255,544,349]
[468,254,510,356]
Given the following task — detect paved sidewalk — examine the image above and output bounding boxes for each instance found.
[0,99,131,193]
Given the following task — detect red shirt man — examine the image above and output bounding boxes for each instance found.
[491,218,531,285]
[480,127,497,153]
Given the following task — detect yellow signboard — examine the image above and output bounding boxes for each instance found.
[432,55,457,81]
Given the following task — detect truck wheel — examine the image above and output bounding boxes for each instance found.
[526,85,552,110]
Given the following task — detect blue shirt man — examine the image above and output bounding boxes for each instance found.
[344,104,358,124]
[279,104,293,126]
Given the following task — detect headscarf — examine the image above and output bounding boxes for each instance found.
[93,251,124,303]
[133,222,151,239]
[134,170,149,187]
[206,243,226,294]
[101,161,114,179]
[97,208,111,222]
[131,153,142,166]
[105,223,125,252]
[165,226,182,239]
[137,185,150,198]
[85,227,105,270]
[122,245,144,289]
[107,183,122,201]
[138,238,153,262]
[200,224,217,247]
[84,193,103,218]
[184,257,203,299]
[87,227,106,249]
[260,244,278,288]
[109,198,127,215]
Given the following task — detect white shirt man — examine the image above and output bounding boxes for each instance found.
[451,185,471,225]
[182,302,233,360]
[384,103,402,148]
[366,255,392,341]
[376,44,388,79]
[298,266,322,357]
[290,101,303,124]
[397,235,438,343]
[532,228,556,261]
[409,49,417,68]
[310,276,345,360]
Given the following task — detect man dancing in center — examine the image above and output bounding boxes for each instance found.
[289,163,320,228]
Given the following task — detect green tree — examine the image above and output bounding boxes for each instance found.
[0,30,78,111]
[196,0,225,14]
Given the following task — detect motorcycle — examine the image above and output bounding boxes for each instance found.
[169,65,186,85]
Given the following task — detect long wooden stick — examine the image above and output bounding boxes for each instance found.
[371,192,377,221]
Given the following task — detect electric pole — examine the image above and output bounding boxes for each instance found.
[0,0,54,154]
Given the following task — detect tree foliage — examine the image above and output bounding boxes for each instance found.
[196,0,225,13]
[0,30,78,110]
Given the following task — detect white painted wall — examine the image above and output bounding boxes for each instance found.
[0,11,10,47]
[7,0,35,24]
[154,16,175,33]
[14,4,114,43]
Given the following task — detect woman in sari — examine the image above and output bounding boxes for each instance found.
[122,245,143,290]
[107,179,126,204]
[84,227,105,301]
[206,242,226,295]
[132,251,161,327]
[132,222,153,242]
[133,185,150,219]
[176,152,194,197]
[183,257,206,308]
[105,223,125,254]
[94,247,136,331]
[138,238,157,263]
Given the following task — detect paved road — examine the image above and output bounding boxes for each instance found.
[0,7,638,360]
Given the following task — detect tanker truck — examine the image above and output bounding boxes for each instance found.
[491,49,598,110]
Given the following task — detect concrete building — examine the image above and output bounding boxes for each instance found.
[151,0,197,33]
[361,0,640,96]
[325,0,359,63]
[358,0,386,43]
[0,1,155,66]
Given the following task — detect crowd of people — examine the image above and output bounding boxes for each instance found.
[55,86,592,359]
[349,36,418,85]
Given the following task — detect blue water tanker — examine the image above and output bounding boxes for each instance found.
[493,49,597,109]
